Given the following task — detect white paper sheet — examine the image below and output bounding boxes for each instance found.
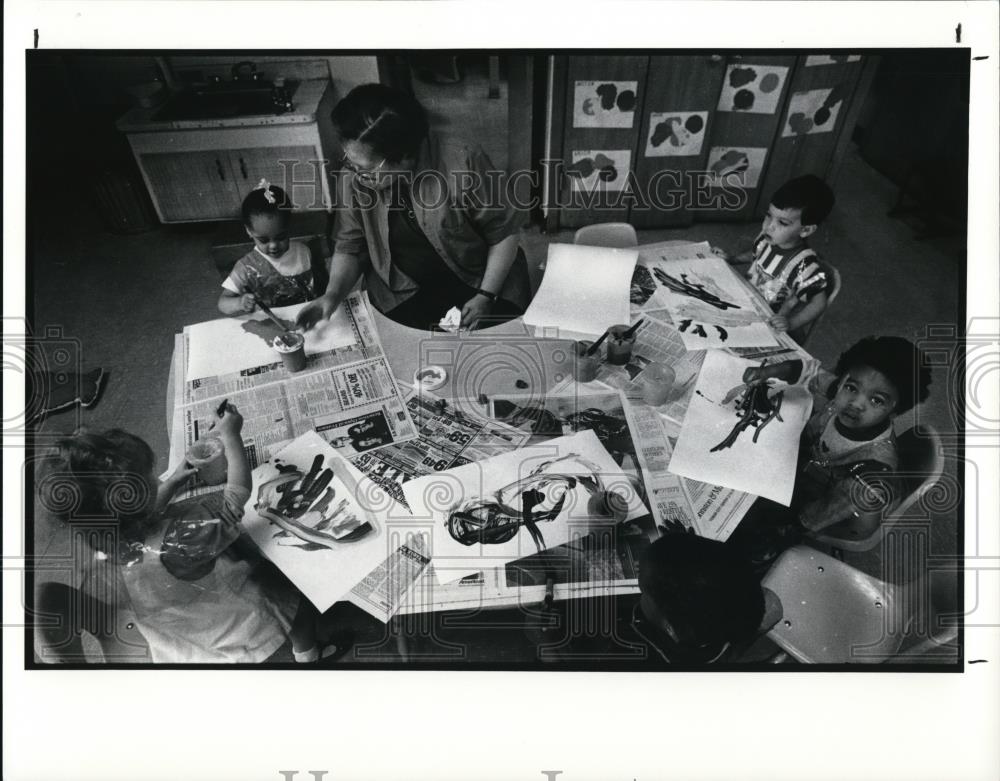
[185,301,356,381]
[403,429,648,583]
[523,243,637,338]
[668,350,813,505]
[240,431,400,612]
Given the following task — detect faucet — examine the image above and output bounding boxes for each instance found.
[231,61,259,83]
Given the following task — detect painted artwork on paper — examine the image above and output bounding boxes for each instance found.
[804,54,861,67]
[781,85,849,137]
[645,111,708,157]
[705,146,768,189]
[573,80,639,128]
[716,64,789,114]
[668,351,813,505]
[241,431,396,612]
[568,150,632,192]
[404,430,647,583]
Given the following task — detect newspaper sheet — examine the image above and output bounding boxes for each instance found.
[344,531,433,623]
[348,388,532,510]
[168,292,417,492]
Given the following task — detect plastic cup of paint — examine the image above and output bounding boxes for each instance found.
[641,363,676,406]
[273,331,307,373]
[606,324,636,365]
[574,340,601,382]
[185,436,228,486]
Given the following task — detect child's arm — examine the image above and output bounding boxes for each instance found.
[798,461,899,534]
[216,405,250,493]
[218,290,257,316]
[155,461,199,514]
[159,405,250,581]
[769,290,827,333]
[711,246,755,265]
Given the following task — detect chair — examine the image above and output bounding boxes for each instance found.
[795,261,841,345]
[810,424,944,556]
[573,222,639,249]
[761,545,909,663]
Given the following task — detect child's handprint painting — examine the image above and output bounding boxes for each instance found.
[645,111,708,157]
[242,431,395,611]
[716,64,789,115]
[568,150,632,193]
[573,80,638,128]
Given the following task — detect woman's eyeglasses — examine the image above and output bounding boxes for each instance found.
[341,155,386,184]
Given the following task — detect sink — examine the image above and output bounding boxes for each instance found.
[152,80,299,121]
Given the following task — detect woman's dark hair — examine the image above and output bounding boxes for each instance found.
[38,428,156,538]
[833,335,932,414]
[241,182,292,228]
[331,83,429,163]
[639,534,764,648]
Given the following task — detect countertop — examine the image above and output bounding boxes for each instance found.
[117,78,330,133]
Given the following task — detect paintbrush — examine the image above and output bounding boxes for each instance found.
[585,329,611,356]
[253,295,294,334]
[622,319,646,340]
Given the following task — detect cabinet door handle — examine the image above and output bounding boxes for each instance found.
[239,157,248,179]
[215,158,226,181]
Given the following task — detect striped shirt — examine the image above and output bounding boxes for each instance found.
[748,235,828,311]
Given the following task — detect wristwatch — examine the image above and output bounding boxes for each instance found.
[475,288,499,303]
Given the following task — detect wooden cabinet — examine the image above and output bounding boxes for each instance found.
[549,54,876,230]
[121,81,337,223]
[137,150,239,222]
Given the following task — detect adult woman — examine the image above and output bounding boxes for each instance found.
[297,83,531,331]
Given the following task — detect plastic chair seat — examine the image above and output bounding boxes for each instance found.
[762,546,907,663]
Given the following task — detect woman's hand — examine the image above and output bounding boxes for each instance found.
[710,245,730,261]
[460,293,494,330]
[296,293,338,331]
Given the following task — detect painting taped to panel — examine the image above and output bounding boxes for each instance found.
[705,146,768,189]
[568,149,632,193]
[716,64,789,114]
[573,80,638,128]
[645,111,709,157]
[805,55,861,67]
[781,86,848,137]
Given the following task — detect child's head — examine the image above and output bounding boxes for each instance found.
[638,534,764,659]
[763,174,835,249]
[830,336,932,431]
[38,428,158,537]
[242,180,293,259]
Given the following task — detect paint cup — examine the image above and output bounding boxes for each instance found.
[573,340,600,382]
[606,324,636,365]
[273,331,307,373]
[641,362,676,406]
[185,436,228,486]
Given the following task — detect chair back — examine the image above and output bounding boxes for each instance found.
[573,222,638,249]
[762,546,907,663]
